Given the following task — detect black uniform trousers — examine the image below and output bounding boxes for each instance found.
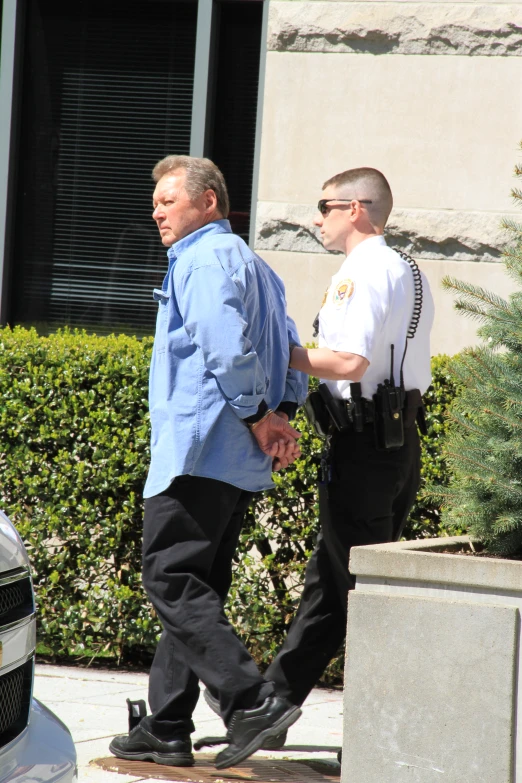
[142,474,274,738]
[265,420,421,707]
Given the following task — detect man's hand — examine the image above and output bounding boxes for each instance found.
[270,411,301,471]
[250,411,301,471]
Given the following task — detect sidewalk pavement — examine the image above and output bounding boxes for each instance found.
[34,664,344,783]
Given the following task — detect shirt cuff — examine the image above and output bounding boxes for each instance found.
[243,400,269,426]
[276,401,298,420]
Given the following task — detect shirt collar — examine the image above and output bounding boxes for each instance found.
[342,234,388,267]
[167,219,232,262]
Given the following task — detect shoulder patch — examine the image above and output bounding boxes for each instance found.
[320,287,330,309]
[332,279,355,309]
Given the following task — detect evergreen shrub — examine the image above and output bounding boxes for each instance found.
[434,142,522,556]
[0,326,457,670]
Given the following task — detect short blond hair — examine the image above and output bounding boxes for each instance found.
[152,155,230,217]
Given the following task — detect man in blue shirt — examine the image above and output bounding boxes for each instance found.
[109,156,307,770]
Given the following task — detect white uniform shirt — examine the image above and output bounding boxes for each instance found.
[318,235,434,400]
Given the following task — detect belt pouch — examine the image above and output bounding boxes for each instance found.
[373,382,405,450]
[416,404,428,435]
[404,389,427,434]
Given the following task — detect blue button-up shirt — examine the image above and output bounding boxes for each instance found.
[143,220,307,498]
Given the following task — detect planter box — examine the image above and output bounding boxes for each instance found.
[343,536,522,783]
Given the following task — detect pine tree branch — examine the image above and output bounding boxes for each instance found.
[452,351,498,402]
[450,350,505,398]
[445,411,485,436]
[444,451,494,473]
[444,451,522,497]
[494,515,522,534]
[501,217,522,234]
[421,486,461,504]
[441,277,511,316]
[482,407,522,432]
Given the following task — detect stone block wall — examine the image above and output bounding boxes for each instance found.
[254,0,522,354]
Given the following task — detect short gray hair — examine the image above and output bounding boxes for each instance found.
[152,155,230,217]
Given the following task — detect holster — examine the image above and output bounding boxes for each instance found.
[303,390,330,439]
[318,383,351,433]
[304,383,351,439]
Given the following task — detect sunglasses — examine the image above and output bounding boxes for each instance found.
[317,198,373,216]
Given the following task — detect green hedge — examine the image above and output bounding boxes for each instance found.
[0,327,458,679]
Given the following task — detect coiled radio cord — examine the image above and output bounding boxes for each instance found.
[394,248,424,390]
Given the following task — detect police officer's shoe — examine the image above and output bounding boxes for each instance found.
[214,695,301,769]
[109,724,194,766]
[203,688,288,750]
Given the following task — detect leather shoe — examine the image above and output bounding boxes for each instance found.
[109,723,194,766]
[203,688,288,750]
[214,695,301,769]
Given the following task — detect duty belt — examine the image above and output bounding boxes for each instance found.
[343,389,423,429]
[304,384,426,440]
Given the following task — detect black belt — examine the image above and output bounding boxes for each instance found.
[339,389,425,433]
[304,385,426,439]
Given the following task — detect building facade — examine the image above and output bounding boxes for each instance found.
[1,0,522,353]
[252,0,522,355]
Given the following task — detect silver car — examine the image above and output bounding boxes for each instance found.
[0,510,77,783]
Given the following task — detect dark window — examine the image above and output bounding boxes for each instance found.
[10,0,197,334]
[6,0,263,335]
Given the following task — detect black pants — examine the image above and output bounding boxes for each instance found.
[265,422,421,707]
[142,475,274,737]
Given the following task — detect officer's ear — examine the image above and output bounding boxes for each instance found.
[351,200,368,225]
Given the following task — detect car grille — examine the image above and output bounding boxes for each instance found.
[0,658,33,748]
[0,575,34,627]
[0,582,24,617]
[0,665,24,732]
[0,569,36,750]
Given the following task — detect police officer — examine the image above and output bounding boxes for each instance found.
[227,166,434,753]
[109,156,307,769]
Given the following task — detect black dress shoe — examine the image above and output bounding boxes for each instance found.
[203,688,288,750]
[214,695,301,769]
[109,724,194,766]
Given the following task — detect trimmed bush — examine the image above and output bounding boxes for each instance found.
[0,327,156,660]
[0,326,457,676]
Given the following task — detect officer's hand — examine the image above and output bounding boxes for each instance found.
[251,411,301,467]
